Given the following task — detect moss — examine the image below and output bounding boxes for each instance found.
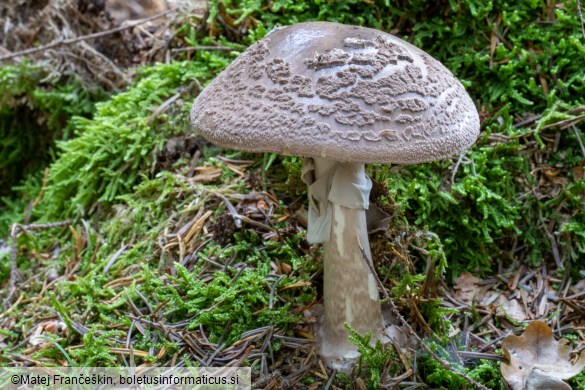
[0,63,105,234]
[7,148,314,365]
[422,355,506,389]
[0,63,105,188]
[346,324,398,389]
[39,59,229,219]
[159,264,301,344]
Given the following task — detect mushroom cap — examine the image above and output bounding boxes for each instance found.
[191,21,480,164]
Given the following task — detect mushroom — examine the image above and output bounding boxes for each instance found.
[190,21,479,369]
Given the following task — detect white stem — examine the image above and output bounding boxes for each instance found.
[313,157,383,369]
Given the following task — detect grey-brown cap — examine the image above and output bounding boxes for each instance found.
[191,21,480,164]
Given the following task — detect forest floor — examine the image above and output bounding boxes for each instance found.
[1,1,584,389]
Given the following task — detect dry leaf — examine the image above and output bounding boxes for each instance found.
[571,279,585,294]
[28,320,68,346]
[501,321,585,390]
[454,272,482,304]
[192,166,222,183]
[496,295,528,322]
[383,324,411,350]
[524,369,571,390]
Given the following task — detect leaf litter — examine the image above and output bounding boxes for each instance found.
[501,321,585,390]
[1,0,585,389]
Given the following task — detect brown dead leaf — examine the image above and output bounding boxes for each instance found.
[270,260,292,275]
[383,324,412,350]
[524,369,571,390]
[571,279,585,294]
[28,320,68,346]
[192,166,222,183]
[496,295,528,322]
[454,272,482,304]
[500,321,585,390]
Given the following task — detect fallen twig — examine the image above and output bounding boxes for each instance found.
[0,7,179,62]
[540,113,585,130]
[458,351,505,362]
[171,46,236,53]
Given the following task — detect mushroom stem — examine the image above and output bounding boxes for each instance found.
[312,157,383,370]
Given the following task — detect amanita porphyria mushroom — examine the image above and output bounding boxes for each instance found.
[190,21,480,369]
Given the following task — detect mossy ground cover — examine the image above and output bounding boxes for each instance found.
[1,0,584,388]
